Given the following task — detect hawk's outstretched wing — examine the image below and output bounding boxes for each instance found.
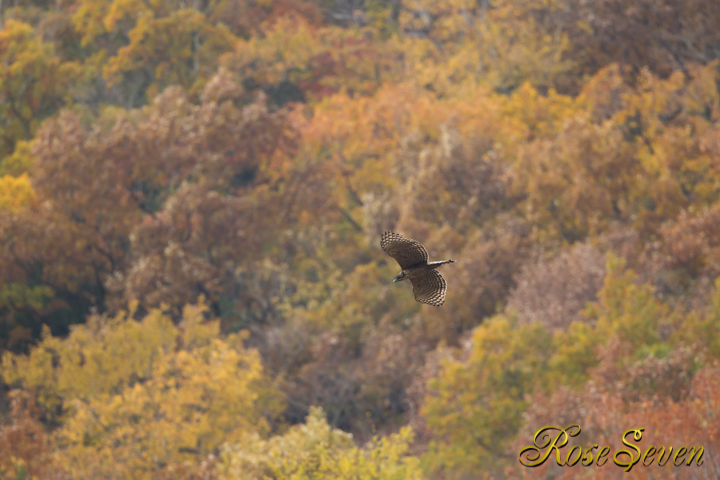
[381,231,428,269]
[410,270,447,307]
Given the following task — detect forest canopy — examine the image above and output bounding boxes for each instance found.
[1,0,720,478]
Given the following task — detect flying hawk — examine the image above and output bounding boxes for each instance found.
[381,231,455,306]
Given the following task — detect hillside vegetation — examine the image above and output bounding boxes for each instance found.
[1,0,720,478]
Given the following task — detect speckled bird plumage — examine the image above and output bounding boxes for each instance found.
[381,231,456,306]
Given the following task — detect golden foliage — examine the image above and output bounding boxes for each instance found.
[221,407,424,480]
[2,301,284,479]
[0,20,78,163]
[0,174,35,212]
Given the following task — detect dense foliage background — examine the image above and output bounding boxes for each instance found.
[0,0,720,478]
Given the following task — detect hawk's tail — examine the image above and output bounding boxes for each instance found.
[429,260,456,268]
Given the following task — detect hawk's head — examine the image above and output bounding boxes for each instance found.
[393,271,408,283]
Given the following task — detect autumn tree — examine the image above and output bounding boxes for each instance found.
[507,242,606,332]
[2,301,285,479]
[220,407,424,480]
[0,20,78,167]
[563,0,720,79]
[0,390,68,480]
[0,70,296,352]
[66,0,323,106]
[220,15,405,104]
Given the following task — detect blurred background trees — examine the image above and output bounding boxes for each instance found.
[1,0,720,478]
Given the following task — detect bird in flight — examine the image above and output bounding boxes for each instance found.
[381,231,456,306]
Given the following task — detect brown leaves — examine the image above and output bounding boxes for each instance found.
[566,0,720,78]
[508,243,606,332]
[510,360,719,480]
[0,390,68,480]
[0,71,296,349]
[398,124,509,235]
[440,220,532,333]
[108,183,261,313]
[651,206,720,277]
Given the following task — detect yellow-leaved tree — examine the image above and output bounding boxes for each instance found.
[0,173,35,213]
[1,300,285,479]
[0,20,78,166]
[220,406,425,480]
[71,0,237,104]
